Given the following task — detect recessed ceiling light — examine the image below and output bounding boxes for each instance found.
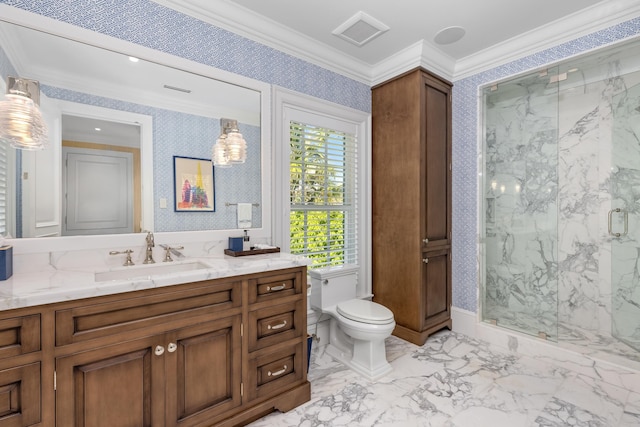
[129,56,139,63]
[434,26,466,45]
[94,127,101,131]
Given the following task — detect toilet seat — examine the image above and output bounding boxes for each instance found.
[336,299,394,325]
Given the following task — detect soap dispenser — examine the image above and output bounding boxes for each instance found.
[243,230,251,251]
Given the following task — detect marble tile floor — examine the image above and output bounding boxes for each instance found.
[249,331,640,427]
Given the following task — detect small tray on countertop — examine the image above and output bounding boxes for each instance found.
[224,247,281,257]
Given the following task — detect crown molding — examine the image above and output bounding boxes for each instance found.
[153,0,374,84]
[371,40,456,85]
[453,0,640,80]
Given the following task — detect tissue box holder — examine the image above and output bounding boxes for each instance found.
[228,237,244,252]
[0,245,13,280]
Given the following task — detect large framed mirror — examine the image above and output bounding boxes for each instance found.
[0,6,270,252]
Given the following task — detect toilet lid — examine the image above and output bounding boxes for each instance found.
[336,299,394,325]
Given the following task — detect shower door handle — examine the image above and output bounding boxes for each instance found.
[608,208,628,237]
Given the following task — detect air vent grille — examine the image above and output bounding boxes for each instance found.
[332,11,389,47]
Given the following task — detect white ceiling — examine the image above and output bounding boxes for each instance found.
[155,0,640,83]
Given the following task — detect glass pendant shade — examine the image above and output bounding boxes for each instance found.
[0,78,47,150]
[225,129,247,164]
[212,134,231,168]
[213,118,247,167]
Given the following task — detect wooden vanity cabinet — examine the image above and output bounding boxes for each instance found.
[0,265,309,427]
[372,67,452,346]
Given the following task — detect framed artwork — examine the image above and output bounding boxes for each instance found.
[173,156,215,212]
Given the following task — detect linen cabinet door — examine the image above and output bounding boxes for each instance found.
[55,335,164,427]
[421,73,451,252]
[164,315,242,427]
[422,248,452,331]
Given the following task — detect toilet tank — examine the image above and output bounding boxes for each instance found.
[309,264,359,310]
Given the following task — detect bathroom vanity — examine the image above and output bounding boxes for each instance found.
[0,255,310,427]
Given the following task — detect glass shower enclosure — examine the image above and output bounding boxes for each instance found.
[481,38,640,362]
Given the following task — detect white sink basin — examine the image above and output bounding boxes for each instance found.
[95,261,211,282]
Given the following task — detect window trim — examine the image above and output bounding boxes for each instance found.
[272,87,371,298]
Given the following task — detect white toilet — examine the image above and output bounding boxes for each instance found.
[309,264,395,381]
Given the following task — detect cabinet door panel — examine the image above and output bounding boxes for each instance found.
[423,79,450,247]
[422,249,451,325]
[0,363,40,427]
[165,315,242,427]
[56,336,163,427]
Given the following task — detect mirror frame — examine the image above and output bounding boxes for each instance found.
[1,5,272,255]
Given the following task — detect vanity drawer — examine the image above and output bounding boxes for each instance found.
[246,342,304,401]
[55,279,241,346]
[248,268,305,305]
[0,314,40,359]
[248,299,304,352]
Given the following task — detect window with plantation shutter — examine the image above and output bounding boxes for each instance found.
[289,121,357,269]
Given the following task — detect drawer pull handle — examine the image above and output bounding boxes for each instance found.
[268,365,288,377]
[154,345,165,356]
[167,342,177,353]
[267,320,287,330]
[267,284,286,292]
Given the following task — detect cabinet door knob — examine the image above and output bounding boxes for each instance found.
[167,342,177,353]
[266,284,286,292]
[423,238,429,244]
[267,320,287,330]
[154,345,165,356]
[268,365,288,377]
[422,258,429,264]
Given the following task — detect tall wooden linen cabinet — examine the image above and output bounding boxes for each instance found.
[372,67,452,346]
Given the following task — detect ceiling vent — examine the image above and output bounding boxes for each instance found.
[332,11,389,47]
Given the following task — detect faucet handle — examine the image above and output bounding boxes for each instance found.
[162,245,184,262]
[109,249,135,266]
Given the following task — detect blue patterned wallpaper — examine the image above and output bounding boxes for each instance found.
[0,0,371,113]
[451,17,640,312]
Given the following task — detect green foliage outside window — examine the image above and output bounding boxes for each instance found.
[290,121,350,268]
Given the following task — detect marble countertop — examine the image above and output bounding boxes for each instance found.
[0,252,309,311]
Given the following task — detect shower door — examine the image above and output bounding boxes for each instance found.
[481,69,560,341]
[611,83,640,352]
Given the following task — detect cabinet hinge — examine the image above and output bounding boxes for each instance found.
[54,371,56,391]
[241,382,244,397]
[240,324,243,337]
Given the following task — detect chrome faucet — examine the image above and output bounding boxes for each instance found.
[143,231,155,264]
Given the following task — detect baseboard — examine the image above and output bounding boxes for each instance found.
[451,306,478,338]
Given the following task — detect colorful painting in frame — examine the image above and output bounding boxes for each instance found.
[173,156,215,212]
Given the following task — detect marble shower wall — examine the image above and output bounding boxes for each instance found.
[484,53,640,348]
